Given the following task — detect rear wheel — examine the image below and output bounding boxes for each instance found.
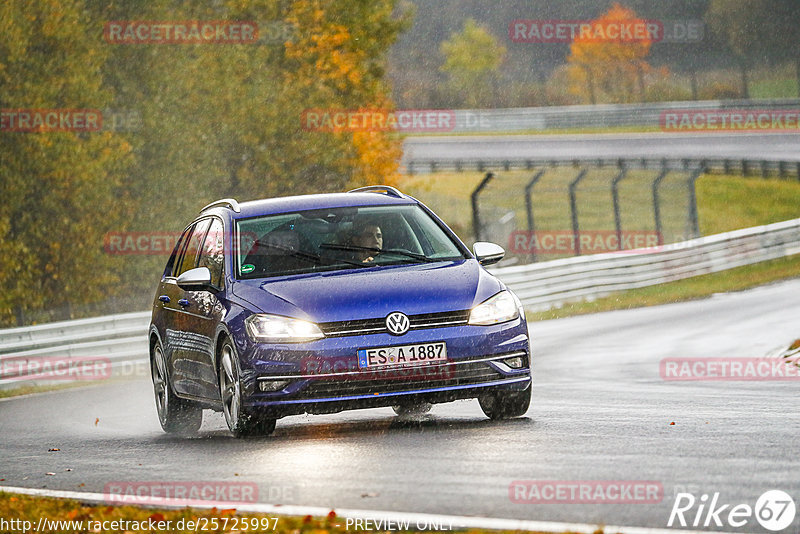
[219,338,276,437]
[392,402,432,416]
[478,386,531,420]
[152,341,203,435]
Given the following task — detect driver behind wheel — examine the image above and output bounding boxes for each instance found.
[349,220,383,263]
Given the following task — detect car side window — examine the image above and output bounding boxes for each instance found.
[164,227,192,278]
[198,218,224,288]
[174,219,211,277]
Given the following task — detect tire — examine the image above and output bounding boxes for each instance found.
[392,402,433,416]
[151,340,203,435]
[218,338,276,438]
[478,385,531,420]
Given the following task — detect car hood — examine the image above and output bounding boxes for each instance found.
[231,260,502,323]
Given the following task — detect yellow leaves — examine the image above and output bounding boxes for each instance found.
[348,130,401,189]
[564,2,662,104]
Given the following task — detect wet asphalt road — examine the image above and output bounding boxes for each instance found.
[1,279,799,532]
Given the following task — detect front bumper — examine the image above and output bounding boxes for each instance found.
[237,317,532,417]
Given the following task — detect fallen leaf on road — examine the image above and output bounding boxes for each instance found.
[48,448,60,452]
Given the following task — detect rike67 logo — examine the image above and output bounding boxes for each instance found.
[668,490,796,531]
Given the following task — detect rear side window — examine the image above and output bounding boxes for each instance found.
[174,219,211,277]
[197,218,224,288]
[164,227,192,278]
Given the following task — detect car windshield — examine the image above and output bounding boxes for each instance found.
[235,204,466,278]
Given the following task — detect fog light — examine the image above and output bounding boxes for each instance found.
[259,380,289,392]
[503,356,524,369]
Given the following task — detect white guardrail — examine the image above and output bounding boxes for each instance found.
[1,218,799,388]
[449,98,800,133]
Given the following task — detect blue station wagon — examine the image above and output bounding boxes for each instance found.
[149,186,532,436]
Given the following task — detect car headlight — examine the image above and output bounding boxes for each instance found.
[245,314,325,343]
[468,291,520,325]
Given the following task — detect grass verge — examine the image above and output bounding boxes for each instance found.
[0,492,571,534]
[528,254,800,321]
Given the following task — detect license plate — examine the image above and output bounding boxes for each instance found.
[357,342,447,369]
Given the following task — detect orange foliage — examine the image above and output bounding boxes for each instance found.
[565,3,666,103]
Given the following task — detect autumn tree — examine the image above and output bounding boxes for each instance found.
[1,0,411,326]
[0,0,134,325]
[564,3,661,104]
[440,19,507,108]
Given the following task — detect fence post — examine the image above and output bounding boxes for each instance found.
[471,172,495,242]
[652,169,670,246]
[569,169,589,256]
[524,169,547,262]
[611,167,628,250]
[687,167,704,239]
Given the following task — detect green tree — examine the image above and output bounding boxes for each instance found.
[705,0,800,98]
[439,18,506,108]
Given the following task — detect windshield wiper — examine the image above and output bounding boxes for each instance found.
[247,242,370,269]
[319,243,437,263]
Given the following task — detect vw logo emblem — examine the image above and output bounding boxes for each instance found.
[385,312,410,335]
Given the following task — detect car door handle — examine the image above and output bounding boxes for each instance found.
[178,299,191,307]
[158,295,170,303]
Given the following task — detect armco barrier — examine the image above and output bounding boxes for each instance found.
[1,218,799,388]
[449,98,800,133]
[489,217,800,310]
[0,312,150,389]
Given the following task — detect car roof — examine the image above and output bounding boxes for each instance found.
[229,192,419,219]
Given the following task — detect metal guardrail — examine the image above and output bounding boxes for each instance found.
[0,312,151,389]
[489,217,800,311]
[1,217,799,387]
[449,98,800,133]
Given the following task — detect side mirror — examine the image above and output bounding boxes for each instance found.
[473,242,505,266]
[176,266,214,291]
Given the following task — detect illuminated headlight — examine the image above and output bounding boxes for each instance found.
[468,291,520,325]
[245,314,324,343]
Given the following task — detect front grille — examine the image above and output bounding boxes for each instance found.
[318,310,471,337]
[297,359,507,398]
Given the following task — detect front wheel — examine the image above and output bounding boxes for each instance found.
[152,341,203,435]
[478,385,531,420]
[219,338,276,438]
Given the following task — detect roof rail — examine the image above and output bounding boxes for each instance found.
[200,198,241,213]
[347,185,405,198]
